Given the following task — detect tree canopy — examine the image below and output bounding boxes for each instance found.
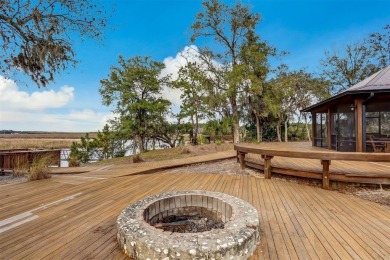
[94,1,388,156]
[190,0,278,143]
[172,61,211,144]
[320,24,389,94]
[99,56,175,153]
[0,0,109,87]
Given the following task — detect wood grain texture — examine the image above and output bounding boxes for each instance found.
[238,142,390,185]
[1,151,389,259]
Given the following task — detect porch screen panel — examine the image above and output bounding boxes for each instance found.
[315,113,328,148]
[366,102,390,152]
[331,113,337,150]
[338,105,356,152]
[380,112,390,135]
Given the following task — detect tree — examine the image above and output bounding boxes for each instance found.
[368,24,389,68]
[191,0,261,143]
[69,133,98,164]
[99,56,171,153]
[95,124,127,160]
[172,62,211,144]
[246,94,272,142]
[0,0,109,87]
[271,67,329,142]
[239,31,279,142]
[320,25,389,94]
[203,117,233,141]
[150,117,192,148]
[68,125,127,165]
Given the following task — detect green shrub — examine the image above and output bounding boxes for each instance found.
[197,135,209,144]
[68,155,80,167]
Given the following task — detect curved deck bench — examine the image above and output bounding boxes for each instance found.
[234,143,390,189]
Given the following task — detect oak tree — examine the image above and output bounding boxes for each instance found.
[99,56,171,153]
[191,0,260,143]
[320,25,389,94]
[172,61,211,144]
[0,0,109,87]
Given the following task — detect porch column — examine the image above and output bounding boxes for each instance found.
[327,109,332,149]
[355,99,364,152]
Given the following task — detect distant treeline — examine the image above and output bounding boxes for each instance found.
[0,131,98,139]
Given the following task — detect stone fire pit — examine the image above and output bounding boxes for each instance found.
[117,190,260,259]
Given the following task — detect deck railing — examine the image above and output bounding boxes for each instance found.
[234,143,390,189]
[0,149,61,174]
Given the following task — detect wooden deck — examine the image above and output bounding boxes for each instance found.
[1,151,390,259]
[236,142,390,186]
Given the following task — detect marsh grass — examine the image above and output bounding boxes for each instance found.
[28,155,55,180]
[0,138,79,149]
[12,156,30,177]
[0,133,97,139]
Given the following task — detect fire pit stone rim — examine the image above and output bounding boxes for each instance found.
[117,190,260,259]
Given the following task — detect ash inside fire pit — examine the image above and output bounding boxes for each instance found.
[154,211,224,233]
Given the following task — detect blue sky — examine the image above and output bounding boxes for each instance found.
[0,0,389,132]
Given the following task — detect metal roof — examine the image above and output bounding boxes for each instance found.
[302,66,390,112]
[346,65,390,92]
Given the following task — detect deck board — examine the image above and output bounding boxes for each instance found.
[1,153,390,259]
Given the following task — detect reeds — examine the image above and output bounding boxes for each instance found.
[12,156,30,177]
[27,155,54,180]
[0,138,78,149]
[0,133,97,139]
[10,155,54,180]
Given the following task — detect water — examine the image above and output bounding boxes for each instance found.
[60,149,70,167]
[59,140,173,167]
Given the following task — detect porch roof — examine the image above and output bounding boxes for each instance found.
[302,66,390,112]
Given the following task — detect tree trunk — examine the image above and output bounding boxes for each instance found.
[284,119,288,142]
[137,135,144,153]
[260,125,263,142]
[194,112,199,145]
[276,118,282,142]
[255,114,261,142]
[141,136,146,153]
[231,98,240,143]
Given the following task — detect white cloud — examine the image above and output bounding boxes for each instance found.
[100,112,118,126]
[0,76,111,132]
[0,46,220,132]
[1,110,113,132]
[68,109,98,121]
[0,76,74,110]
[160,45,202,107]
